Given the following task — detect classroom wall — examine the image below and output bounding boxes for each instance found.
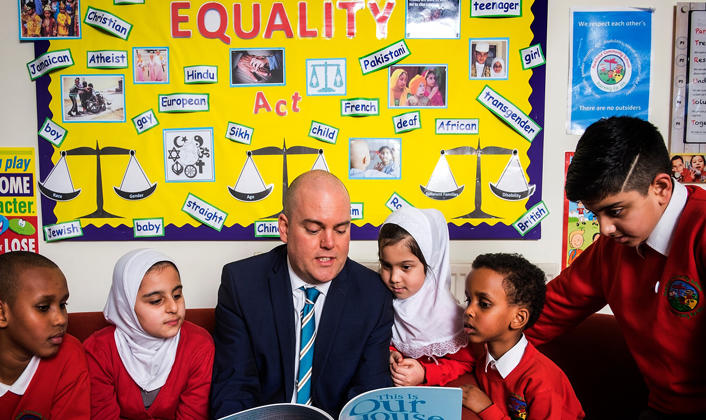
[0,0,678,312]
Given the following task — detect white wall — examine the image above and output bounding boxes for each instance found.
[0,0,677,312]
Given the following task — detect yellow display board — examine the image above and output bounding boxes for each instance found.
[32,0,547,240]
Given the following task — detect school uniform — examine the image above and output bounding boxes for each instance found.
[84,321,213,419]
[85,248,213,420]
[474,336,584,420]
[527,183,706,415]
[383,208,471,386]
[0,334,90,419]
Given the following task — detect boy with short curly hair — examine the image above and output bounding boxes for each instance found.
[463,253,584,419]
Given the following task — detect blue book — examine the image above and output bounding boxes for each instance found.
[218,386,463,420]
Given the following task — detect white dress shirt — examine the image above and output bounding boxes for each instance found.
[0,356,39,397]
[287,258,332,402]
[483,335,528,379]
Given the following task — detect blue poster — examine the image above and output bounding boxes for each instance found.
[569,9,652,134]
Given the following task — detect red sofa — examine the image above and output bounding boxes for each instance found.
[68,311,647,419]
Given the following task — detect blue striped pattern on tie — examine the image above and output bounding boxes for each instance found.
[296,286,320,405]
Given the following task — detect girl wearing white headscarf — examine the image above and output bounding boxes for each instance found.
[491,58,506,78]
[378,208,472,386]
[83,249,214,419]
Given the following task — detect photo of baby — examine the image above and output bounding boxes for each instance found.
[349,138,401,179]
[231,49,285,86]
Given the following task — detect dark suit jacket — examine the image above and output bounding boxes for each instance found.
[210,244,393,418]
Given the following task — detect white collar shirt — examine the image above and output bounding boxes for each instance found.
[287,257,332,402]
[645,180,687,257]
[483,335,528,379]
[0,356,40,397]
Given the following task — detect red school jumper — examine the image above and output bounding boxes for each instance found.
[474,342,584,420]
[0,334,90,419]
[527,185,706,414]
[83,321,214,420]
[416,346,474,386]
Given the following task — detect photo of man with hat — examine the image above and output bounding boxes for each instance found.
[471,41,492,78]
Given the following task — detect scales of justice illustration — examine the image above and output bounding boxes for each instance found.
[229,139,329,217]
[421,139,535,219]
[309,61,344,93]
[38,141,156,218]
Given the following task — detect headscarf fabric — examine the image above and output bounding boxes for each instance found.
[381,207,467,359]
[389,68,409,106]
[104,248,181,391]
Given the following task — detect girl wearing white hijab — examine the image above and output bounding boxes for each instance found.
[83,249,214,419]
[378,207,472,386]
[491,58,506,78]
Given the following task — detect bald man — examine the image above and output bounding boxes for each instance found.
[211,170,393,418]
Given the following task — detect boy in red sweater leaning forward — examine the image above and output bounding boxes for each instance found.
[462,253,584,420]
[525,117,706,419]
[0,251,90,419]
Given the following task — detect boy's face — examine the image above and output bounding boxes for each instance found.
[672,158,684,173]
[583,174,671,248]
[463,267,520,346]
[0,267,69,360]
[134,265,185,339]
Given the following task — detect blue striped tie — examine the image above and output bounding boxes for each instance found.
[296,286,320,405]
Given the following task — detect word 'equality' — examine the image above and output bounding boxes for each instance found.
[170,0,396,43]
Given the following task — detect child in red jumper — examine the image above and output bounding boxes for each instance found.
[0,251,90,419]
[378,207,472,387]
[525,117,706,418]
[463,253,584,419]
[84,249,214,419]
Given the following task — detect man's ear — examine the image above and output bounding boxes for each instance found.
[510,307,529,331]
[0,300,8,328]
[278,213,289,243]
[651,173,673,206]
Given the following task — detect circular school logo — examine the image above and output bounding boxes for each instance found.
[17,411,44,420]
[507,394,528,419]
[590,49,632,93]
[666,276,701,315]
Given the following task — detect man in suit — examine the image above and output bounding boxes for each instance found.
[211,170,393,418]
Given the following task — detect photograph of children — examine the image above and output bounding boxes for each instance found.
[133,47,169,84]
[470,39,509,79]
[230,49,285,86]
[60,75,125,123]
[388,65,446,108]
[19,0,80,40]
[349,138,401,179]
[405,0,460,39]
[671,153,706,183]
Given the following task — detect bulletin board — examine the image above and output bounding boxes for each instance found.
[30,0,548,241]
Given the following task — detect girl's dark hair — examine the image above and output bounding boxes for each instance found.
[378,224,428,274]
[378,146,392,153]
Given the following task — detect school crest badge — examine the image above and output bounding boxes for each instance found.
[590,49,632,93]
[17,411,44,420]
[507,393,528,419]
[664,275,702,318]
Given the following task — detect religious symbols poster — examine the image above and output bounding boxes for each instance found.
[568,8,652,135]
[26,0,548,241]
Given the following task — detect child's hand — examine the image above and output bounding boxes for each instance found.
[461,384,493,413]
[389,350,403,366]
[390,357,425,386]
